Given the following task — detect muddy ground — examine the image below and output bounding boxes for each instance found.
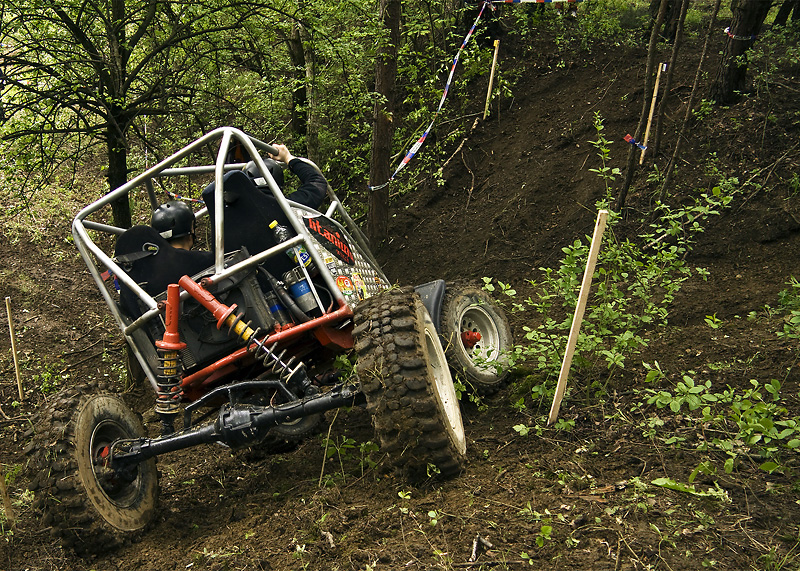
[2,9,800,571]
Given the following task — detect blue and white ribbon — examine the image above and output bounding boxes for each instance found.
[369,0,585,191]
[370,1,491,191]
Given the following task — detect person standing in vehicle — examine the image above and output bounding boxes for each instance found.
[207,142,330,277]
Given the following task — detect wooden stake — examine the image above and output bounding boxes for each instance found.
[548,210,609,426]
[5,298,23,401]
[640,63,666,164]
[483,39,501,120]
[0,469,16,532]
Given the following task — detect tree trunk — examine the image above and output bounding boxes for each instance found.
[367,0,401,245]
[107,121,132,229]
[615,0,669,211]
[649,0,680,41]
[653,0,690,157]
[774,0,800,25]
[660,0,723,201]
[710,0,773,105]
[287,25,308,140]
[107,0,131,228]
[0,69,5,122]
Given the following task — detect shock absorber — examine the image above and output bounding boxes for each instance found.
[155,284,186,435]
[181,276,306,386]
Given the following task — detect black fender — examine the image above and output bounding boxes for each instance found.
[414,279,446,333]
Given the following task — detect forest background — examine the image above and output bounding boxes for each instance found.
[1,0,787,236]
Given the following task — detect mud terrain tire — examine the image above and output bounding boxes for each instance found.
[353,287,466,480]
[27,385,158,555]
[441,283,512,394]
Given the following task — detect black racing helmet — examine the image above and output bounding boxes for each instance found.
[265,158,285,188]
[151,201,195,240]
[244,158,285,189]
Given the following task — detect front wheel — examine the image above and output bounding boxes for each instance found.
[28,386,158,555]
[440,283,512,394]
[354,287,466,480]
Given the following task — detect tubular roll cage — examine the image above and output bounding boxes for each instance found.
[72,127,386,397]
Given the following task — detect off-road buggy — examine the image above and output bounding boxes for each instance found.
[27,127,512,554]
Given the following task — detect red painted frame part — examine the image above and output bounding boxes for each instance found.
[175,275,354,398]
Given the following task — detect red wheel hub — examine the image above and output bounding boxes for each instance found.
[461,330,481,349]
[96,445,112,467]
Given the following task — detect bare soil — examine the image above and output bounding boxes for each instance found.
[2,14,800,571]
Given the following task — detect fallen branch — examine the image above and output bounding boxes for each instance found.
[441,117,480,171]
[469,534,495,562]
[463,153,475,215]
[59,350,105,374]
[454,561,518,568]
[58,338,104,358]
[737,142,799,210]
[617,532,646,569]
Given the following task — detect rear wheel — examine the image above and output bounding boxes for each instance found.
[354,287,466,480]
[440,283,512,394]
[27,386,158,555]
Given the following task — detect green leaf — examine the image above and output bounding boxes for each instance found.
[651,477,725,498]
[652,477,696,493]
[759,461,780,474]
[513,424,530,436]
[724,457,735,474]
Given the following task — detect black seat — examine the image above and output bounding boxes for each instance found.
[202,170,297,279]
[113,225,275,371]
[114,226,215,319]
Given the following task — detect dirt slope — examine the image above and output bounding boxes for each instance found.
[2,16,800,571]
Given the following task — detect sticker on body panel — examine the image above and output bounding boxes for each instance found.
[336,275,357,300]
[305,216,355,266]
[351,273,368,299]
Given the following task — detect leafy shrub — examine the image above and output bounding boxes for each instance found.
[493,116,741,410]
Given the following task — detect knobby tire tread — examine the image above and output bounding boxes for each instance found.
[26,383,157,556]
[354,287,465,481]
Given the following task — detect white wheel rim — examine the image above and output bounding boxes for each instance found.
[458,304,502,371]
[423,312,467,455]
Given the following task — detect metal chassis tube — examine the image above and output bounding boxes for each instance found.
[176,275,354,392]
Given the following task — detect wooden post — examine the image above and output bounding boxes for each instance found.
[548,210,609,425]
[483,39,501,120]
[640,63,666,164]
[5,298,23,401]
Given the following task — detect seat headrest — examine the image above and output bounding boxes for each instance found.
[114,225,170,259]
[202,170,260,206]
